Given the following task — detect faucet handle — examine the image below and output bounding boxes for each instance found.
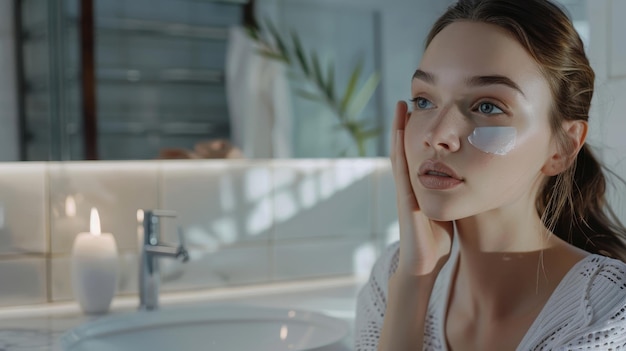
[151,209,177,218]
[177,226,186,248]
[176,226,190,262]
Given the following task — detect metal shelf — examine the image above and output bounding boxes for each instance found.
[28,122,221,137]
[23,14,236,42]
[25,68,224,91]
[98,68,224,84]
[96,17,230,41]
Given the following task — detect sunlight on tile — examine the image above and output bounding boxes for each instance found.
[274,190,298,222]
[385,221,400,246]
[297,175,317,209]
[273,166,297,189]
[246,197,273,236]
[333,166,354,191]
[333,162,375,192]
[353,242,377,278]
[185,225,220,252]
[212,216,237,245]
[244,167,272,202]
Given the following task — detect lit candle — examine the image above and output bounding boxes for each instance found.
[71,207,118,314]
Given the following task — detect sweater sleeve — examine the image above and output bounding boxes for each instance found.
[353,242,400,351]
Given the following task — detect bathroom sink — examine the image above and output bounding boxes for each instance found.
[59,304,350,351]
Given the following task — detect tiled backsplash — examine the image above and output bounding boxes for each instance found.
[0,159,399,307]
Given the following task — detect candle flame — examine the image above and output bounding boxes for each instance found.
[90,207,101,236]
[65,195,76,217]
[280,325,288,340]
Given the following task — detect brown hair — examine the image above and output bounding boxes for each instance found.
[425,0,626,260]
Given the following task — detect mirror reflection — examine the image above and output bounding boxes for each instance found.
[3,0,589,161]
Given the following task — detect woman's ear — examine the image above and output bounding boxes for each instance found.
[542,120,588,176]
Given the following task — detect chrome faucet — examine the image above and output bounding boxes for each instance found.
[139,209,189,310]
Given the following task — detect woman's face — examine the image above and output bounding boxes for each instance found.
[406,21,557,221]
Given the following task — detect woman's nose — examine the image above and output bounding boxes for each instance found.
[423,108,462,152]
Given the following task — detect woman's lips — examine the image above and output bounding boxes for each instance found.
[418,174,463,189]
[418,161,463,190]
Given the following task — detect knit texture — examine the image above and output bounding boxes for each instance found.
[354,241,626,351]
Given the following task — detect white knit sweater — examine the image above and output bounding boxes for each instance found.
[355,241,626,350]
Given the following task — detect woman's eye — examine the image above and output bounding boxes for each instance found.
[412,97,434,110]
[477,102,504,115]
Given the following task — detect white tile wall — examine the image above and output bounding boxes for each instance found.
[601,78,626,226]
[48,161,159,254]
[272,159,377,240]
[51,244,272,302]
[161,244,271,292]
[587,0,626,226]
[160,160,273,247]
[609,0,626,78]
[0,257,47,307]
[272,237,378,281]
[0,159,394,307]
[0,163,47,255]
[373,160,399,249]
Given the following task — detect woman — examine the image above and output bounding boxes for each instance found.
[355,0,626,350]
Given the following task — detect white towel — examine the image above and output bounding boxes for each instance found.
[225,26,293,159]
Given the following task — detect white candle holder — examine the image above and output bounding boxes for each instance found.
[71,208,119,314]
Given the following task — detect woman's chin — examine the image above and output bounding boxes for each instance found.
[420,205,461,222]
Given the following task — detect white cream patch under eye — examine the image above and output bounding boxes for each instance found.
[468,127,517,155]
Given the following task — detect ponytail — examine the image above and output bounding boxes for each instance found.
[539,144,626,261]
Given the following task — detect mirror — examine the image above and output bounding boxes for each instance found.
[4,0,591,161]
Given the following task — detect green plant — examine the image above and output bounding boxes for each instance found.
[246,20,381,157]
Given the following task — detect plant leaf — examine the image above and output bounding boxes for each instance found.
[257,49,289,63]
[291,30,310,76]
[286,71,307,82]
[295,89,325,103]
[346,72,381,119]
[326,61,335,103]
[264,18,290,63]
[311,52,325,88]
[340,61,363,115]
[245,25,260,41]
[360,127,382,139]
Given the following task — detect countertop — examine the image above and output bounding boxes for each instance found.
[0,276,366,351]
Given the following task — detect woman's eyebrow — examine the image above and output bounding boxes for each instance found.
[412,69,436,84]
[465,75,526,98]
[412,69,526,98]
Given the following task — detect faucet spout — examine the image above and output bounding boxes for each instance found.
[145,244,189,262]
[138,210,189,311]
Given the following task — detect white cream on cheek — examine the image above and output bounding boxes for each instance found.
[468,126,517,155]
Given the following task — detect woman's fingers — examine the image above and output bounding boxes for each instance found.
[390,101,408,163]
[395,129,420,211]
[390,99,453,275]
[392,101,419,212]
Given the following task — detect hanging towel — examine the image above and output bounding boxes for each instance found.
[225,26,293,159]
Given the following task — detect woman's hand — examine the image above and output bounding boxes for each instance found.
[390,100,454,276]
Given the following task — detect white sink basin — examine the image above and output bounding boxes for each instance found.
[59,304,350,351]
